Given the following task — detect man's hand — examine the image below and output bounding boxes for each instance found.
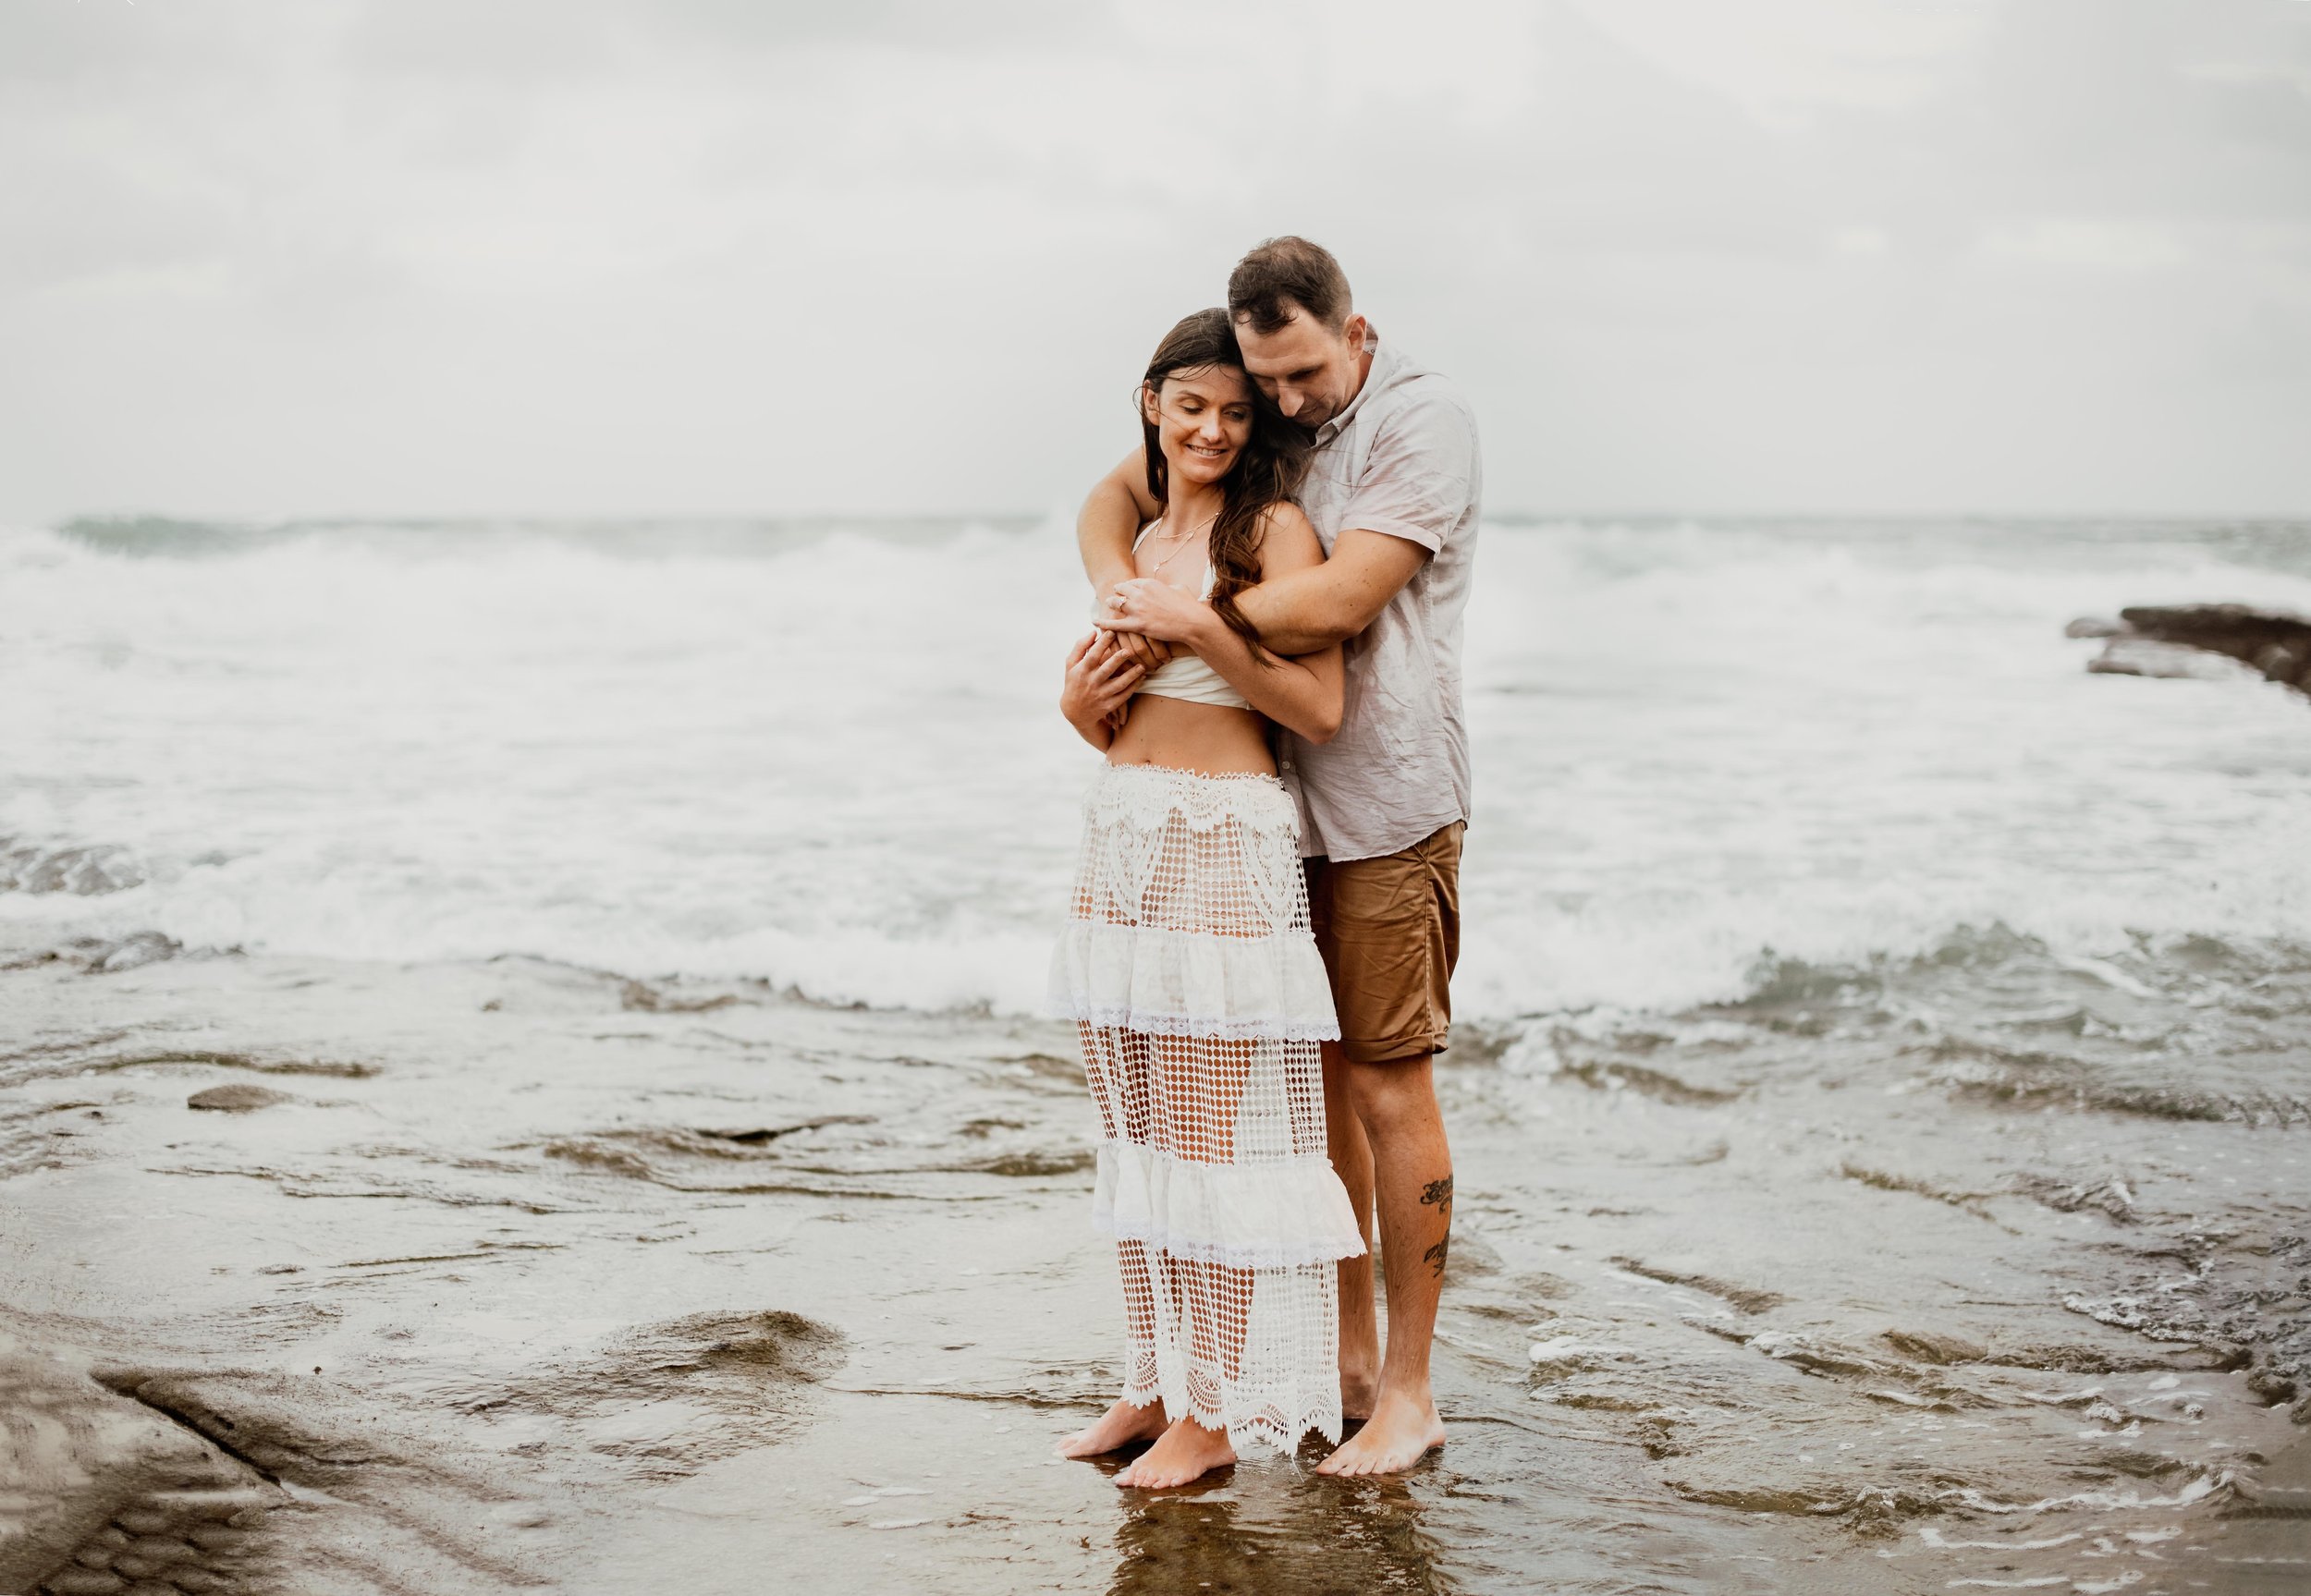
[1102,578,1216,651]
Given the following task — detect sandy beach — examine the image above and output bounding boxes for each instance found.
[5,929,2305,1593]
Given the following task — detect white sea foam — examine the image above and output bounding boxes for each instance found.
[4,517,2307,1018]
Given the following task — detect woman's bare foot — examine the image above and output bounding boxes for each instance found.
[1316,1385,1445,1476]
[1341,1363,1380,1424]
[1113,1416,1236,1488]
[1055,1396,1169,1459]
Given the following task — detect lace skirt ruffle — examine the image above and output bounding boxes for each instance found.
[1047,763,1338,1041]
[1048,922,1339,1041]
[1094,1141,1363,1269]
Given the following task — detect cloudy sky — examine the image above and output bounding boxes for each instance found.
[4,0,2307,519]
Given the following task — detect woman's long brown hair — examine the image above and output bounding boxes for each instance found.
[1138,308,1309,661]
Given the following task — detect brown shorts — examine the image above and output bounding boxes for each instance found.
[1304,821,1464,1066]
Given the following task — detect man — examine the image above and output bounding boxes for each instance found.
[1080,236,1480,1476]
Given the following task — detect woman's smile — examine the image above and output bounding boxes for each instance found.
[1146,361,1256,486]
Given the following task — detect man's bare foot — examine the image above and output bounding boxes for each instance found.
[1055,1397,1168,1459]
[1316,1386,1444,1476]
[1113,1416,1236,1488]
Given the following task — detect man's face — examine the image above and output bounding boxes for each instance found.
[1234,306,1370,431]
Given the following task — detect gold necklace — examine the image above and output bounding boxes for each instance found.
[1143,511,1218,577]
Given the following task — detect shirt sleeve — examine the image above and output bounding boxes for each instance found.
[1339,386,1479,556]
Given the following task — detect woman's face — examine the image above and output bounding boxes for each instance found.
[1143,364,1255,490]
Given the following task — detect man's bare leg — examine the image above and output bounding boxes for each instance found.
[1317,1053,1451,1476]
[1323,1041,1381,1421]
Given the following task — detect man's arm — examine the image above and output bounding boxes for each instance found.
[1076,449,1171,671]
[1237,385,1477,654]
[1231,529,1429,657]
[1102,528,1425,657]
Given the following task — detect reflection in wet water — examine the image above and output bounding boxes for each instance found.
[1105,1450,1441,1596]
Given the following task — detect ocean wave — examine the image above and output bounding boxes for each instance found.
[43,513,1039,562]
[5,514,2308,1028]
[0,836,146,896]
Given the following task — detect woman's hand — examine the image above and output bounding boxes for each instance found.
[1060,630,1144,750]
[1094,591,1175,673]
[1102,578,1215,651]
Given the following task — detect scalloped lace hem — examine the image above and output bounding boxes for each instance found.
[1111,1378,1343,1458]
[1061,1005,1340,1042]
[1231,1402,1345,1457]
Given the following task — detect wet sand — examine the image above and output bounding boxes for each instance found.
[3,940,2306,1594]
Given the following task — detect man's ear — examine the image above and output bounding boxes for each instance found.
[1344,311,1373,353]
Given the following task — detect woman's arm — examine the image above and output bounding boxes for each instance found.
[1193,618,1344,745]
[1102,504,1344,744]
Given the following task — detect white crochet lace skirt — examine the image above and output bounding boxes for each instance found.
[1049,762,1366,1458]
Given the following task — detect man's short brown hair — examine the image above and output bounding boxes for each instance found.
[1228,236,1352,335]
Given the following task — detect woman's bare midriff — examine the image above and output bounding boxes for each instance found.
[1106,693,1275,776]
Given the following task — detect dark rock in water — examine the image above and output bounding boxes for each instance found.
[2088,637,2250,682]
[1882,1328,1987,1366]
[1609,1256,1785,1314]
[85,933,181,975]
[618,979,740,1014]
[186,1085,292,1114]
[960,1148,1097,1177]
[2074,603,2311,698]
[2014,1171,2137,1223]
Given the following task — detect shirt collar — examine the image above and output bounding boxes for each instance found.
[1314,326,1400,446]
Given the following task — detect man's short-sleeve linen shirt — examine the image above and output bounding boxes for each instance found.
[1280,334,1481,862]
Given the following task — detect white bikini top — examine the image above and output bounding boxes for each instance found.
[1129,522,1253,712]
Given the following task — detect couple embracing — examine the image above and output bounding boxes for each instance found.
[1047,237,1480,1487]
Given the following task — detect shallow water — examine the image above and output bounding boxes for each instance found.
[3,515,2307,1591]
[2,943,2305,1592]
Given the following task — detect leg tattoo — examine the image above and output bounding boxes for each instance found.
[1420,1176,1452,1278]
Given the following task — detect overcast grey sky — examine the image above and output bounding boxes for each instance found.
[3,0,2307,519]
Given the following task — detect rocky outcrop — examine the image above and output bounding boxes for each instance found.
[2073,604,2311,698]
[0,1328,280,1595]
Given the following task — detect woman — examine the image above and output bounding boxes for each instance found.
[1048,308,1365,1489]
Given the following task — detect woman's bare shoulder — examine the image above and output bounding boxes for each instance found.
[1254,501,1324,571]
